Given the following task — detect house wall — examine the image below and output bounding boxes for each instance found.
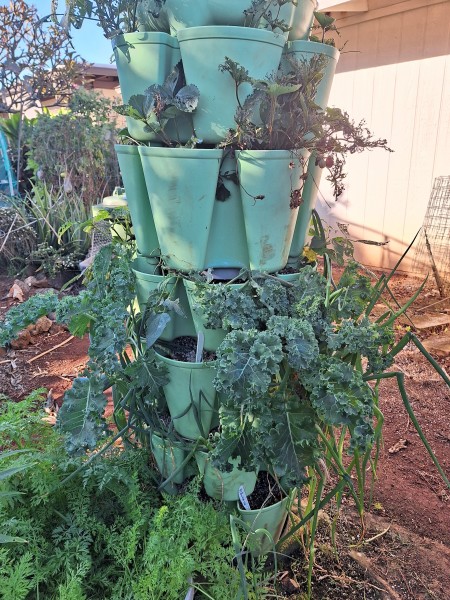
[317,0,450,271]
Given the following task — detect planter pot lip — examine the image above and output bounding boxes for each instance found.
[176,25,285,47]
[155,348,216,368]
[112,30,179,48]
[236,148,310,161]
[138,146,224,159]
[115,143,164,155]
[285,39,340,60]
[183,278,247,289]
[132,259,172,281]
[196,449,257,473]
[238,486,297,513]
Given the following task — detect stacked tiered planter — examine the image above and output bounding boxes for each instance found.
[113,2,336,536]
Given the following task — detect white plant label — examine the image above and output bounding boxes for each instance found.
[239,486,251,510]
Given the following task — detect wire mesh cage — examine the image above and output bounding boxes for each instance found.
[412,176,450,296]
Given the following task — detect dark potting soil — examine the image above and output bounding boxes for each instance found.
[162,336,216,362]
[245,472,287,510]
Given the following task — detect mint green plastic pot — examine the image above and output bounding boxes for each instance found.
[208,0,296,38]
[236,149,309,272]
[283,41,340,260]
[161,0,211,34]
[156,353,218,440]
[205,153,249,270]
[288,0,317,41]
[112,32,182,142]
[196,451,258,502]
[238,488,297,555]
[177,27,285,144]
[151,433,187,493]
[282,41,340,110]
[115,145,159,257]
[138,147,222,271]
[131,257,195,341]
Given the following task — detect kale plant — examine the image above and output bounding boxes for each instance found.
[189,264,398,487]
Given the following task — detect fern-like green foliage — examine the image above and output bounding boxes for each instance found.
[0,396,241,600]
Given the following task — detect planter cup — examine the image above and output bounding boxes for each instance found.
[196,451,258,502]
[115,145,159,257]
[139,147,223,272]
[236,149,309,272]
[177,26,285,144]
[151,433,187,493]
[113,32,184,142]
[156,353,218,440]
[238,487,297,555]
[132,256,196,341]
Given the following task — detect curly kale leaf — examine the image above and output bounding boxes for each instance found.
[267,315,319,371]
[87,302,130,375]
[214,330,283,401]
[253,277,291,317]
[327,317,394,374]
[300,356,375,452]
[0,291,59,346]
[290,266,329,336]
[333,262,374,319]
[57,372,109,455]
[196,284,260,331]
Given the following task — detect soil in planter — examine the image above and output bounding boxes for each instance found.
[244,472,286,510]
[159,336,216,362]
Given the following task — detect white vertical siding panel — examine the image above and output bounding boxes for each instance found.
[402,56,446,254]
[380,61,420,268]
[432,56,450,179]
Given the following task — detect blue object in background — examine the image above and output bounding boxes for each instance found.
[0,131,17,197]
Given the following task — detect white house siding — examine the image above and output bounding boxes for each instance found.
[316,0,450,271]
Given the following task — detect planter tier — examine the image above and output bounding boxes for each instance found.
[156,353,218,440]
[139,147,223,271]
[148,1,296,38]
[132,256,196,341]
[115,145,159,257]
[236,149,309,272]
[282,41,340,261]
[196,451,258,502]
[113,32,192,143]
[177,26,286,144]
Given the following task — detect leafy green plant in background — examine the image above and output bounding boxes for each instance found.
[243,0,296,32]
[27,88,121,204]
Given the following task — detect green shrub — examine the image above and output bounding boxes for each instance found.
[27,88,121,205]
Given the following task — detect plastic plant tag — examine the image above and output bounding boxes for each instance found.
[195,332,205,363]
[239,485,251,510]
